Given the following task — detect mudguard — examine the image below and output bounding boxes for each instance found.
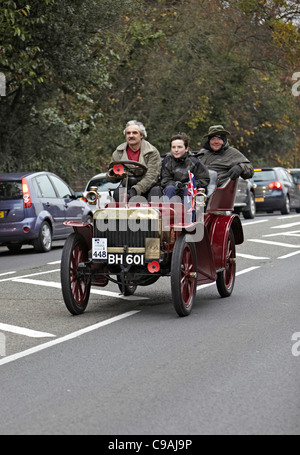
[208,214,244,270]
[64,221,93,250]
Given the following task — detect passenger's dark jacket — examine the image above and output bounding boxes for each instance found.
[195,142,254,187]
[161,152,210,189]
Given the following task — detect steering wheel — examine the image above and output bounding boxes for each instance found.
[108,160,147,179]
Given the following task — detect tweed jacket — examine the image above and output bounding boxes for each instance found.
[107,139,161,195]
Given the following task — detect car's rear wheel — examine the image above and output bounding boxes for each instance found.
[61,232,91,315]
[171,234,197,317]
[33,221,52,252]
[281,196,290,215]
[216,228,236,297]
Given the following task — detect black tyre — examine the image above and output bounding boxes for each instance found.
[171,234,197,317]
[243,192,256,219]
[61,233,91,315]
[117,274,137,296]
[33,221,52,252]
[281,196,290,215]
[216,228,236,298]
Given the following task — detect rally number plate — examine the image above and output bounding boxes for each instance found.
[92,238,107,260]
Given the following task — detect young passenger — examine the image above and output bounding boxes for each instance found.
[161,133,210,221]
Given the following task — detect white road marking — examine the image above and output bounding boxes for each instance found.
[0,311,140,366]
[197,266,261,291]
[0,271,16,277]
[277,214,300,220]
[263,230,300,238]
[236,266,261,275]
[237,253,270,260]
[271,222,300,229]
[13,278,149,301]
[0,269,60,283]
[0,323,55,338]
[248,239,300,248]
[242,220,269,226]
[278,250,300,259]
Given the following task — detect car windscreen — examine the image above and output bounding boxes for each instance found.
[87,178,119,192]
[252,170,276,182]
[290,172,300,184]
[0,180,23,200]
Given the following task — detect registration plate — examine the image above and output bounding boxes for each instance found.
[255,197,265,203]
[107,253,145,266]
[0,211,4,219]
[92,238,145,266]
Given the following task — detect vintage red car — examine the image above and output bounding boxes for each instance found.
[60,161,244,317]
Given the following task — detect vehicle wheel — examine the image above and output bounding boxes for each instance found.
[171,234,197,317]
[243,192,256,219]
[33,221,52,252]
[216,228,236,298]
[61,232,91,315]
[281,196,290,215]
[117,274,137,296]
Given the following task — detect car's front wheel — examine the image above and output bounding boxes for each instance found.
[33,221,52,252]
[243,192,256,219]
[171,234,197,317]
[61,233,91,315]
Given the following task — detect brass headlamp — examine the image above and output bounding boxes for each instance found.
[86,186,100,205]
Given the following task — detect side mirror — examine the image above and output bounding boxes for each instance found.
[74,191,84,199]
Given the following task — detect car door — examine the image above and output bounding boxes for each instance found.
[289,172,300,209]
[281,169,297,208]
[33,174,67,237]
[49,175,85,234]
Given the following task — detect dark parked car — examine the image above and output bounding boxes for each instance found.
[251,167,300,215]
[234,177,256,219]
[0,172,93,252]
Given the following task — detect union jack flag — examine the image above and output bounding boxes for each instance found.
[187,171,197,210]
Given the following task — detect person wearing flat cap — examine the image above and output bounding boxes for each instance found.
[195,125,254,187]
